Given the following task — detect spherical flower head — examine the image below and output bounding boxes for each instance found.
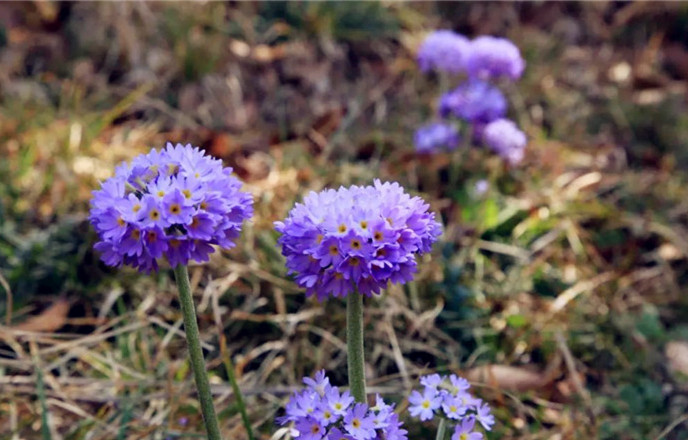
[275,180,442,300]
[278,372,407,440]
[467,35,525,81]
[89,143,253,272]
[482,118,527,165]
[439,80,506,124]
[417,30,471,74]
[414,123,461,154]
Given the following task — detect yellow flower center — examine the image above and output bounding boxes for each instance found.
[149,209,160,221]
[146,231,157,243]
[132,204,141,213]
[421,400,430,409]
[329,245,338,256]
[350,239,361,250]
[360,221,368,229]
[157,190,165,197]
[338,224,347,233]
[352,419,360,429]
[131,229,141,240]
[334,272,343,280]
[316,234,324,244]
[373,231,383,241]
[169,204,181,215]
[200,201,208,210]
[349,257,360,266]
[117,217,126,227]
[182,189,192,199]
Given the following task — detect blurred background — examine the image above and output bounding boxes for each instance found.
[2,2,688,439]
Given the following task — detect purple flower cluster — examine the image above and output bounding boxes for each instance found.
[414,122,460,154]
[417,30,471,74]
[408,374,494,440]
[483,119,527,166]
[275,180,442,300]
[439,80,506,124]
[278,371,407,440]
[90,143,253,272]
[416,30,525,81]
[467,36,525,81]
[415,30,527,164]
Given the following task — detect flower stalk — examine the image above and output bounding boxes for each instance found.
[174,264,222,440]
[347,292,366,403]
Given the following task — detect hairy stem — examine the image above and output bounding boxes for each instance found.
[436,418,447,440]
[174,265,222,440]
[347,292,366,402]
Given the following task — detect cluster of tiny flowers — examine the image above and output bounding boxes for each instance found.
[278,371,408,440]
[275,180,442,300]
[416,30,524,80]
[414,122,460,154]
[408,374,494,440]
[89,144,253,272]
[414,30,527,164]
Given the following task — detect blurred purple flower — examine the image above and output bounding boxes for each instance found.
[482,118,527,165]
[417,30,471,74]
[414,122,461,154]
[467,36,525,81]
[439,80,506,124]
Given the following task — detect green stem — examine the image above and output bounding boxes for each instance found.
[174,265,222,440]
[436,418,447,440]
[347,292,366,402]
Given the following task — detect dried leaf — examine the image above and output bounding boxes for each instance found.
[13,300,70,332]
[465,364,547,392]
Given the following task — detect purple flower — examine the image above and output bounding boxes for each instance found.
[467,35,525,81]
[442,394,467,420]
[482,118,527,165]
[419,374,443,389]
[449,375,471,394]
[275,181,442,300]
[325,387,354,416]
[304,370,332,396]
[295,417,326,440]
[414,123,461,154]
[451,417,483,440]
[277,372,406,440]
[90,143,253,272]
[344,404,376,440]
[475,402,494,431]
[417,30,471,74]
[408,374,493,436]
[408,388,441,421]
[439,80,506,124]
